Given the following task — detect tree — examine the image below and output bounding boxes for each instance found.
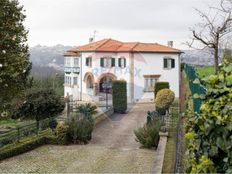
[188,0,232,73]
[0,0,31,112]
[14,88,65,121]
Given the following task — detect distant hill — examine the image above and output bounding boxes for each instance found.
[181,49,223,66]
[29,44,73,76]
[29,45,223,76]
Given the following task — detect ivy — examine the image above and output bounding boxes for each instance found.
[185,63,232,173]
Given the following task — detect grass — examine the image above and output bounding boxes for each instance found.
[161,104,179,173]
[0,119,18,126]
[0,118,37,127]
[196,66,214,79]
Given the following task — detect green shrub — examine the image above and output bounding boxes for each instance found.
[154,82,170,98]
[112,80,127,113]
[14,88,65,121]
[185,63,232,173]
[67,114,94,144]
[155,89,175,115]
[0,130,56,161]
[77,103,98,117]
[134,121,161,149]
[55,122,68,145]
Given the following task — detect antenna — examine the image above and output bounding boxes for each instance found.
[93,30,98,41]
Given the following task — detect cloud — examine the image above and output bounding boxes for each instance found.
[19,0,220,49]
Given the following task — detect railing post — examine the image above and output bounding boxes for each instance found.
[17,127,20,142]
[36,120,39,136]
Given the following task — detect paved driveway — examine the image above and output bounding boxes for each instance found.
[0,103,157,173]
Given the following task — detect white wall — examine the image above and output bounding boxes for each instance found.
[64,52,180,103]
[80,52,132,102]
[64,56,81,101]
[133,52,180,102]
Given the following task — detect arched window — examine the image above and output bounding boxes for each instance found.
[86,75,93,89]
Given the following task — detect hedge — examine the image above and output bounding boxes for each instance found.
[154,82,170,98]
[0,130,57,161]
[112,80,127,113]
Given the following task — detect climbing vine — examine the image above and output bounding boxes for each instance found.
[185,63,232,173]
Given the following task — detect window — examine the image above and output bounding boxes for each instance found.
[65,76,72,86]
[144,77,158,92]
[74,58,79,66]
[86,57,92,67]
[65,57,71,66]
[73,77,78,85]
[118,57,126,68]
[164,58,175,69]
[100,57,115,67]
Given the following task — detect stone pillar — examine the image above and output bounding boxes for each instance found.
[94,83,99,96]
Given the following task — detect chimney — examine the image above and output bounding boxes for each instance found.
[89,37,94,43]
[167,41,173,48]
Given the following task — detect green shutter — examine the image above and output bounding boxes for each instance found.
[100,58,104,67]
[124,58,126,67]
[171,59,175,68]
[164,58,167,68]
[86,58,88,66]
[111,58,115,67]
[118,58,121,67]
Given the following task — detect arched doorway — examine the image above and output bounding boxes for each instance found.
[86,75,94,89]
[97,73,117,94]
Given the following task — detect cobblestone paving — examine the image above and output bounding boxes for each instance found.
[0,103,157,173]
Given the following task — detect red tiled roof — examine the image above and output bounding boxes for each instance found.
[65,39,181,56]
[63,51,80,57]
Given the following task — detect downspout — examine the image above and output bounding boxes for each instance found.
[129,52,135,103]
[80,54,83,101]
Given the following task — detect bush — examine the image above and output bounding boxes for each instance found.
[55,122,69,145]
[112,80,127,113]
[77,103,98,117]
[185,63,232,173]
[154,82,169,98]
[15,88,65,121]
[67,113,94,144]
[0,130,56,161]
[134,121,161,149]
[155,89,175,115]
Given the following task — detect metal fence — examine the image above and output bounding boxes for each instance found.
[184,64,207,113]
[0,117,57,148]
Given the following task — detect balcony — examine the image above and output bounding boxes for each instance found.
[64,67,80,74]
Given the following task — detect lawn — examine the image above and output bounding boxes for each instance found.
[161,106,179,173]
[196,66,214,79]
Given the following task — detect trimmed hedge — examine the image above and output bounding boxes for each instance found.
[0,130,56,161]
[154,82,170,98]
[112,80,127,113]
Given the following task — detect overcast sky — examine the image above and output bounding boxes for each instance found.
[19,0,219,49]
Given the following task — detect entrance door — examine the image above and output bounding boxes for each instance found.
[99,76,112,93]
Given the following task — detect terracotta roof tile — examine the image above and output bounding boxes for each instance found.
[63,51,80,57]
[65,38,181,54]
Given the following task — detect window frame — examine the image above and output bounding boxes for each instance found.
[86,57,92,67]
[118,57,126,68]
[100,57,115,68]
[163,57,175,69]
[144,77,159,92]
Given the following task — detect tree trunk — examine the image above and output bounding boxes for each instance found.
[214,47,219,74]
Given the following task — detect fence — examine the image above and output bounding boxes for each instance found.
[184,64,207,113]
[0,117,57,148]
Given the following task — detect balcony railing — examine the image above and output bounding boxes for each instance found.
[64,67,80,74]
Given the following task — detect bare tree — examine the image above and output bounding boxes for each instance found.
[188,0,232,73]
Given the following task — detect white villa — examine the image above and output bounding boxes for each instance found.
[64,38,181,103]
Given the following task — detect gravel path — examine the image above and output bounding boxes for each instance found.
[0,103,158,173]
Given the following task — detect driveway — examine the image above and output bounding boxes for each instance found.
[0,103,157,173]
